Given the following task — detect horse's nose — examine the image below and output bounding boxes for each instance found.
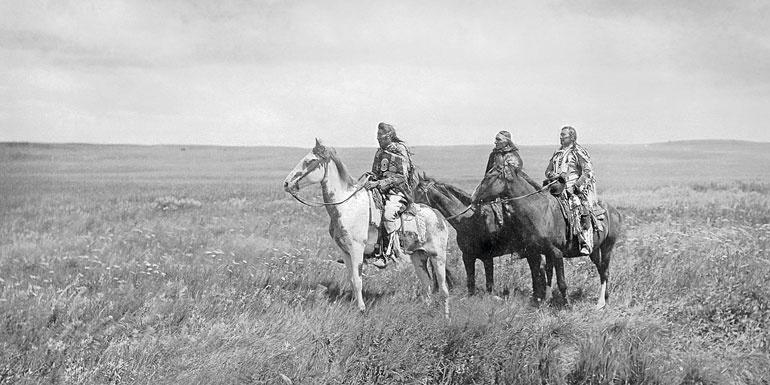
[282,180,290,191]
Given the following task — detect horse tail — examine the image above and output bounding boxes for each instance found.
[603,202,624,242]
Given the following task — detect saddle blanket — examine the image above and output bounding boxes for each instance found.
[558,198,606,236]
[368,192,428,252]
[398,208,428,247]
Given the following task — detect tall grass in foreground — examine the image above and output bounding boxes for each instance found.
[1,144,769,384]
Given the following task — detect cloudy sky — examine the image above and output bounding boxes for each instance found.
[2,0,769,146]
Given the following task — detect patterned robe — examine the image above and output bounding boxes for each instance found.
[485,144,541,190]
[371,142,413,196]
[545,143,597,209]
[485,144,523,174]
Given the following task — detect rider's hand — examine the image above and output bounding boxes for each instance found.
[364,180,379,189]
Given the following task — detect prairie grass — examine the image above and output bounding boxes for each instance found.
[1,141,768,384]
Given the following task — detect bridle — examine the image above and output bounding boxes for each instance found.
[474,167,558,205]
[287,152,372,207]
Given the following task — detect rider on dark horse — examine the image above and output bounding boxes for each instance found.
[485,130,541,189]
[485,131,524,173]
[364,122,416,264]
[545,126,600,256]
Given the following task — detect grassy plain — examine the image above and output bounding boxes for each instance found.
[1,140,768,384]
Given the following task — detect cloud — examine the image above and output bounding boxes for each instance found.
[562,1,770,87]
[1,0,769,146]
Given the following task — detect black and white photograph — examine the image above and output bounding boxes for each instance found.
[2,1,769,383]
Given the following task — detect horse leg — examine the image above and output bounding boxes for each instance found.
[593,242,613,309]
[345,244,366,312]
[525,254,546,304]
[549,248,569,307]
[544,254,554,302]
[483,257,494,294]
[462,254,477,296]
[410,251,432,301]
[429,252,451,320]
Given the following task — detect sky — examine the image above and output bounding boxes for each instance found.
[1,0,769,147]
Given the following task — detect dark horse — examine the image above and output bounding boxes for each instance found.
[414,174,548,300]
[471,164,622,308]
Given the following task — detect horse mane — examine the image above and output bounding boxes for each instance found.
[422,175,473,206]
[326,148,357,186]
[516,168,543,190]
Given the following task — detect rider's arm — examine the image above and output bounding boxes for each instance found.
[484,152,495,174]
[371,150,381,175]
[545,154,557,179]
[379,173,406,190]
[380,143,409,190]
[508,150,523,170]
[574,148,594,188]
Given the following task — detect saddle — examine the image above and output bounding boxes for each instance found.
[369,188,417,216]
[545,177,606,235]
[397,209,428,249]
[479,200,506,233]
[368,189,426,257]
[555,197,607,240]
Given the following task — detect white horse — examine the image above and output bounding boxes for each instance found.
[283,139,451,317]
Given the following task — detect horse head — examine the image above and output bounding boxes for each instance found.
[282,138,334,193]
[471,164,512,204]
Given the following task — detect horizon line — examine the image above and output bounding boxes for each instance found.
[0,138,767,150]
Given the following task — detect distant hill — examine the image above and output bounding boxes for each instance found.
[1,138,768,194]
[1,139,767,151]
[650,139,766,146]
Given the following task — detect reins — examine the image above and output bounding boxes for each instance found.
[421,175,559,219]
[288,156,373,207]
[483,178,559,204]
[474,171,559,206]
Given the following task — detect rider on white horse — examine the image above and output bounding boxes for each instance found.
[364,122,416,264]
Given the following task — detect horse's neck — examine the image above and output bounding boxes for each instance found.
[509,174,538,197]
[320,160,355,203]
[430,186,473,222]
[321,161,368,224]
[506,175,555,218]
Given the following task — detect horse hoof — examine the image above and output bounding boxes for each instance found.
[596,301,606,310]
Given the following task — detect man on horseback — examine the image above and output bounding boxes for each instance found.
[485,130,524,173]
[364,122,416,263]
[545,126,599,256]
[484,130,541,189]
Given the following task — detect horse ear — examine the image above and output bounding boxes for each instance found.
[314,138,322,147]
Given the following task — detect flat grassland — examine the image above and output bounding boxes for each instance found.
[1,141,768,384]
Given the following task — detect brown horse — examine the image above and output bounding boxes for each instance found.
[414,174,548,300]
[471,165,622,308]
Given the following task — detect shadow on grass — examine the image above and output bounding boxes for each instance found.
[317,280,400,309]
